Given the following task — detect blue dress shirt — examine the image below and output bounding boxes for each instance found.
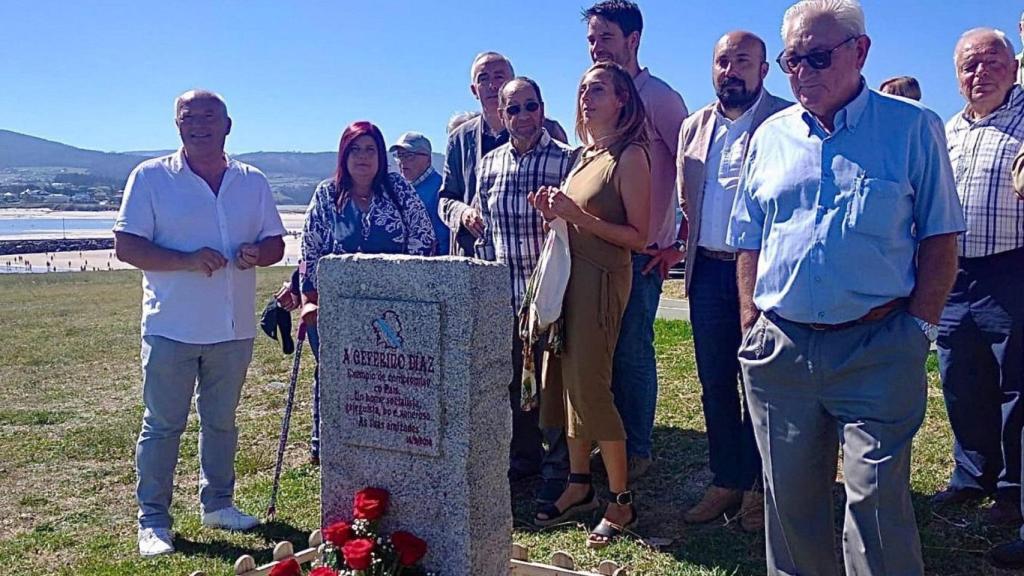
[727,84,966,324]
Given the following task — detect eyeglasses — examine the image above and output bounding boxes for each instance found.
[776,35,860,75]
[504,101,540,116]
[393,151,425,161]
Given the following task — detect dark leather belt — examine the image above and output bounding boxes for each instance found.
[698,247,737,261]
[766,298,908,331]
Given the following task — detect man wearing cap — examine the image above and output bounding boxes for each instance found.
[114,89,286,557]
[438,51,568,257]
[390,132,447,255]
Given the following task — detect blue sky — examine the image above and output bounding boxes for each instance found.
[0,0,1019,154]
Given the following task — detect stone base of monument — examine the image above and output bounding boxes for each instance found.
[317,254,513,576]
[209,541,630,576]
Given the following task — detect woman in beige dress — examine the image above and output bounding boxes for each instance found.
[529,61,651,548]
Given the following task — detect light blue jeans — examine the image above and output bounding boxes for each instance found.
[135,336,254,529]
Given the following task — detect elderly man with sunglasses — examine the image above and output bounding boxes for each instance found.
[476,76,572,503]
[727,1,965,574]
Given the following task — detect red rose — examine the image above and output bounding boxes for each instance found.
[342,538,375,571]
[309,568,339,576]
[323,520,353,548]
[353,487,389,520]
[390,531,427,566]
[268,558,302,576]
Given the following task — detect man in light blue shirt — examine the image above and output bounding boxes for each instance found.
[727,1,964,574]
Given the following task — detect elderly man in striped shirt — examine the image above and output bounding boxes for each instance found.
[934,27,1024,530]
[477,76,573,504]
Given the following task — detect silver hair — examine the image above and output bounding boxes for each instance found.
[954,27,1016,66]
[781,0,866,41]
[447,111,480,134]
[174,89,228,118]
[468,51,514,83]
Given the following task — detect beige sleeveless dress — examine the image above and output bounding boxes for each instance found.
[540,142,641,441]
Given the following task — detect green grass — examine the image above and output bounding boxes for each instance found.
[0,270,1016,575]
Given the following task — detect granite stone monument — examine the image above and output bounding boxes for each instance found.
[317,253,513,575]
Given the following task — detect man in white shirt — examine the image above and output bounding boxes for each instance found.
[676,31,791,532]
[114,90,286,557]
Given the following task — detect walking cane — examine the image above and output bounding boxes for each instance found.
[267,322,307,521]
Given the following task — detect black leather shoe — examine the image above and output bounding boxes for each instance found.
[984,497,1023,526]
[989,539,1024,569]
[930,487,985,507]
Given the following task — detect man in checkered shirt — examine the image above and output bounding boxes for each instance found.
[476,76,573,505]
[934,27,1024,530]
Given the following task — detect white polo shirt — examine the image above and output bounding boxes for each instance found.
[114,149,286,344]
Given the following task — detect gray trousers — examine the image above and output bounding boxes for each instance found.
[135,336,254,529]
[739,310,929,576]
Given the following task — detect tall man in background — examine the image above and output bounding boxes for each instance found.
[582,0,688,479]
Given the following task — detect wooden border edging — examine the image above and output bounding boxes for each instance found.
[195,537,627,576]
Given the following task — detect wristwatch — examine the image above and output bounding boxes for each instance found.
[912,316,939,342]
[671,239,686,252]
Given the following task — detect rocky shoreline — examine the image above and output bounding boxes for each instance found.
[0,238,115,256]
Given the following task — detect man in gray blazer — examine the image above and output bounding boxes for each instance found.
[676,31,792,532]
[438,51,568,257]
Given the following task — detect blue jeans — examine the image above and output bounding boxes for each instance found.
[688,253,761,490]
[611,253,663,459]
[308,323,321,458]
[136,336,253,529]
[938,249,1024,499]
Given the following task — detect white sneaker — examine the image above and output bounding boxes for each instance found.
[138,527,174,557]
[201,506,261,531]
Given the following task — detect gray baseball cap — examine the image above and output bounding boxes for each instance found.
[389,131,432,155]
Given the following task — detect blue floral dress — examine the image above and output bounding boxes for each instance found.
[301,172,436,292]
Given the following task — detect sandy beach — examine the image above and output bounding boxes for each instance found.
[0,209,307,273]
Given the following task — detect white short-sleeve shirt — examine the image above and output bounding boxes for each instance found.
[113,149,287,344]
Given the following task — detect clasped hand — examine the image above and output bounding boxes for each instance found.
[528,186,582,223]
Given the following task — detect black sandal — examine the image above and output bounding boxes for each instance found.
[534,473,599,527]
[587,490,637,549]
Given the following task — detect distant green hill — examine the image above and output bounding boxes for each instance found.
[0,130,445,205]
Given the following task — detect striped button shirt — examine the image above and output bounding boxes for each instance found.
[947,85,1024,257]
[477,129,576,309]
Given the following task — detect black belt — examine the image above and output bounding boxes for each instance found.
[698,247,737,261]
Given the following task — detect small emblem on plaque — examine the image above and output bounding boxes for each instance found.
[372,311,404,350]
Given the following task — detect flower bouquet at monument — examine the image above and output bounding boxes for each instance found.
[318,487,436,576]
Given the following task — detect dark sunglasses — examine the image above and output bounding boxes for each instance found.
[505,101,540,116]
[776,35,860,74]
